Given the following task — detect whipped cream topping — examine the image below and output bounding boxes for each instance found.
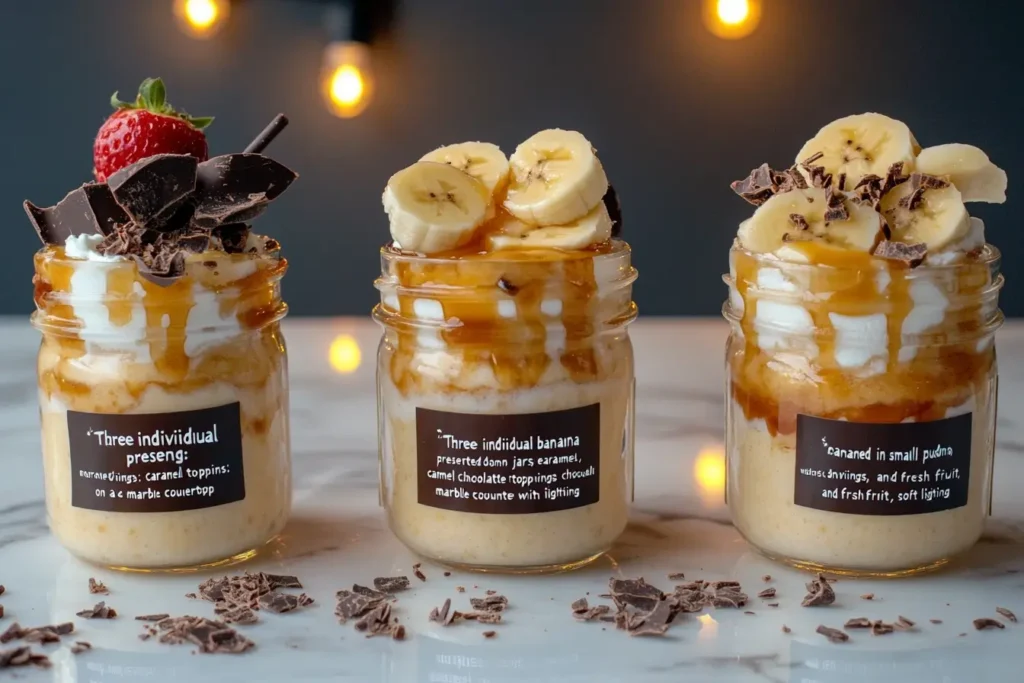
[64,234,124,262]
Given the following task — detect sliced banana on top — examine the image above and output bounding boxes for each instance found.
[737,187,884,255]
[795,113,916,189]
[420,141,510,205]
[488,202,612,251]
[383,161,489,254]
[914,143,1007,203]
[503,129,609,226]
[880,175,971,251]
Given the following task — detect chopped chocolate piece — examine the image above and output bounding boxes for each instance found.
[198,578,231,603]
[762,575,771,583]
[823,187,849,222]
[603,185,623,237]
[872,621,895,636]
[628,599,673,637]
[392,624,406,640]
[470,595,508,613]
[667,572,686,581]
[443,572,452,577]
[801,151,825,165]
[24,183,129,246]
[757,588,776,599]
[76,601,117,619]
[609,577,664,612]
[767,603,779,608]
[837,172,847,191]
[731,163,778,205]
[571,598,589,613]
[483,630,497,639]
[0,645,51,669]
[0,586,4,596]
[219,606,258,625]
[974,617,1004,630]
[464,611,502,625]
[136,614,171,622]
[781,624,791,634]
[413,564,427,582]
[860,593,875,600]
[154,615,254,654]
[895,615,916,630]
[258,592,300,614]
[882,162,910,193]
[485,590,497,596]
[193,154,296,228]
[22,628,60,644]
[88,578,109,595]
[352,584,389,601]
[373,577,411,594]
[705,581,747,609]
[70,641,92,655]
[428,598,453,625]
[801,574,835,607]
[574,605,611,621]
[355,602,395,638]
[744,611,755,615]
[996,607,1017,623]
[816,625,849,643]
[788,213,809,231]
[108,154,198,230]
[873,240,927,267]
[54,623,74,636]
[456,586,466,593]
[844,617,872,629]
[930,619,943,624]
[801,161,833,190]
[335,590,385,623]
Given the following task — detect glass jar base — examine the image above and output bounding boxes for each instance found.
[74,537,279,574]
[753,546,951,579]
[418,549,608,575]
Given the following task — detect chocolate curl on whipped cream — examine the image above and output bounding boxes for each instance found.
[23,115,297,286]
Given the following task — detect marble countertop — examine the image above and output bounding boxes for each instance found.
[1,318,1022,682]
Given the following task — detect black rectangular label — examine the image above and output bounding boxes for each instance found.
[416,404,600,514]
[67,403,246,513]
[795,413,972,516]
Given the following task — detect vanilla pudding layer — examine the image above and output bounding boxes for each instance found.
[727,385,996,571]
[380,345,633,568]
[33,247,291,569]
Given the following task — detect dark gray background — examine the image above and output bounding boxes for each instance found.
[2,0,1020,316]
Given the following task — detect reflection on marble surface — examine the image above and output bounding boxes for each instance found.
[0,319,1021,682]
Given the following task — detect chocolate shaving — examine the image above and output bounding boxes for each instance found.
[571,598,589,613]
[412,564,427,582]
[628,598,673,637]
[731,163,777,205]
[789,213,810,231]
[996,607,1017,623]
[24,184,129,246]
[88,578,109,595]
[816,625,849,643]
[76,602,117,619]
[861,593,875,600]
[428,598,452,625]
[0,645,51,669]
[895,615,916,630]
[705,581,747,609]
[974,617,1005,630]
[0,586,4,596]
[667,572,686,581]
[373,577,411,594]
[70,641,91,655]
[757,588,776,599]
[483,630,497,638]
[844,617,872,629]
[470,595,508,613]
[193,154,297,229]
[463,611,502,625]
[823,187,849,222]
[762,575,772,583]
[336,590,386,623]
[153,615,254,653]
[767,603,779,608]
[108,154,198,231]
[744,611,756,615]
[872,620,895,636]
[135,614,171,622]
[574,605,611,621]
[0,606,3,619]
[354,601,397,638]
[837,172,847,191]
[930,619,942,624]
[873,240,927,267]
[609,577,664,612]
[257,592,301,614]
[781,624,791,634]
[392,624,406,640]
[801,574,835,607]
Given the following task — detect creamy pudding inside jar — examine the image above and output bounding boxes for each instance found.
[723,113,1008,576]
[374,130,637,572]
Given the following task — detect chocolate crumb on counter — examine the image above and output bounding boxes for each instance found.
[801,574,835,607]
[428,599,454,626]
[483,630,497,639]
[456,586,466,593]
[781,625,791,634]
[930,619,943,624]
[470,595,508,613]
[0,585,5,596]
[373,577,411,594]
[974,618,1005,630]
[996,607,1017,623]
[895,616,916,631]
[873,240,928,268]
[762,575,771,583]
[667,572,686,581]
[816,625,849,643]
[136,614,170,622]
[148,615,254,653]
[844,618,872,629]
[88,578,109,595]
[76,602,117,619]
[872,621,895,636]
[0,645,51,669]
[767,603,779,608]
[485,590,497,596]
[0,606,4,620]
[959,632,967,637]
[413,564,426,582]
[392,624,406,641]
[443,572,451,577]
[860,593,875,601]
[70,641,92,655]
[757,588,776,599]
[744,611,756,616]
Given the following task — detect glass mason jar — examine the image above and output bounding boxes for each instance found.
[723,243,1003,577]
[32,247,292,571]
[374,240,638,573]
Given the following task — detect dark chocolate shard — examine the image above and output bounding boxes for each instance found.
[974,617,1005,630]
[731,163,777,205]
[789,213,810,231]
[801,574,835,607]
[628,599,673,637]
[470,595,508,613]
[823,187,849,222]
[603,185,623,237]
[757,588,777,599]
[609,577,664,612]
[24,183,129,246]
[573,605,610,621]
[873,240,927,267]
[996,607,1017,623]
[257,591,300,614]
[872,620,894,636]
[70,641,91,655]
[108,154,198,231]
[76,601,117,619]
[844,617,872,629]
[264,574,303,590]
[193,154,296,229]
[816,625,849,643]
[373,577,411,594]
[88,578,109,595]
[135,614,170,622]
[335,590,385,623]
[571,598,589,613]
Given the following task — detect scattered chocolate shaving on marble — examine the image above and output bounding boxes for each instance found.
[571,598,589,613]
[930,619,943,624]
[895,615,916,630]
[872,621,895,636]
[0,623,22,644]
[336,590,387,623]
[355,601,399,638]
[70,641,92,655]
[844,617,872,629]
[483,630,497,639]
[463,611,503,625]
[574,605,611,622]
[0,606,3,619]
[486,590,497,596]
[762,575,771,583]
[443,572,452,577]
[801,574,835,607]
[781,625,791,634]
[627,598,674,638]
[429,599,453,626]
[470,595,508,613]
[373,577,411,595]
[258,592,302,614]
[861,593,875,600]
[667,572,686,581]
[757,588,776,599]
[0,645,51,669]
[767,603,779,608]
[136,614,170,622]
[609,578,664,612]
[744,611,756,615]
[456,586,466,593]
[996,607,1017,623]
[392,624,406,640]
[151,615,254,653]
[873,240,927,267]
[816,625,849,643]
[412,564,427,582]
[88,578,109,595]
[76,602,117,619]
[0,586,4,596]
[974,618,1005,630]
[705,580,748,609]
[198,572,309,621]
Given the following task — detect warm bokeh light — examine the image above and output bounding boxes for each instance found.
[321,42,374,119]
[173,0,230,39]
[329,334,362,374]
[703,0,761,39]
[694,445,726,506]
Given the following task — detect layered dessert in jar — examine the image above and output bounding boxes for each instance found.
[724,113,1007,575]
[27,79,297,570]
[374,129,638,572]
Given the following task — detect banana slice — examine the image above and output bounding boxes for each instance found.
[420,141,510,205]
[382,161,489,254]
[795,113,916,189]
[737,188,884,254]
[915,143,1007,203]
[488,202,612,251]
[503,129,608,225]
[880,175,971,250]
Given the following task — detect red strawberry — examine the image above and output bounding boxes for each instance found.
[93,77,213,182]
